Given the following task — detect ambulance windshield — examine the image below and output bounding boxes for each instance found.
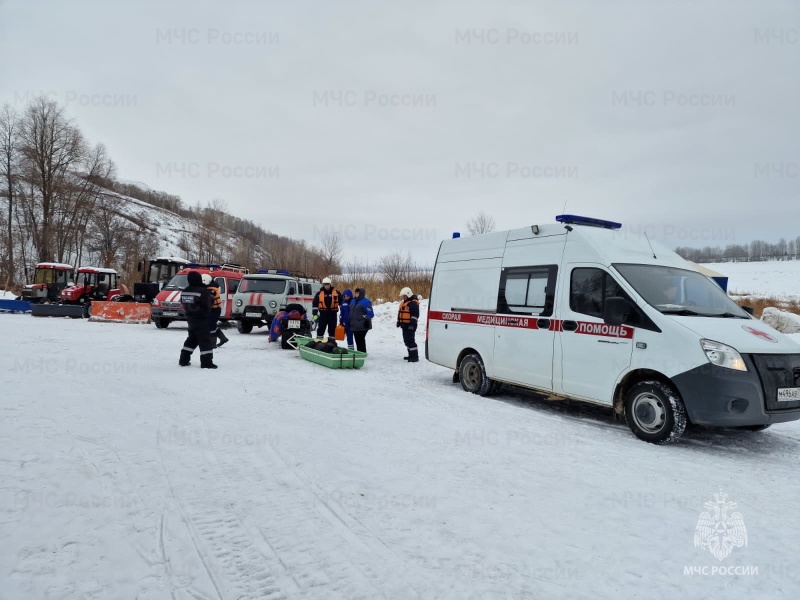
[614,264,749,318]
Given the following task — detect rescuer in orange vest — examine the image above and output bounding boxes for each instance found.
[397,287,420,362]
[312,277,341,339]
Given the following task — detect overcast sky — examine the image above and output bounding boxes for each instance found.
[2,0,798,265]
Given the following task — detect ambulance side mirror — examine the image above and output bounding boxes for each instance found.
[604,296,636,326]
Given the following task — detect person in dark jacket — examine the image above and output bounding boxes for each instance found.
[204,276,229,348]
[397,287,420,362]
[312,277,341,339]
[338,288,355,350]
[349,287,374,353]
[179,271,218,369]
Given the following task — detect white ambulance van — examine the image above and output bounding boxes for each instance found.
[427,215,800,444]
[231,269,319,333]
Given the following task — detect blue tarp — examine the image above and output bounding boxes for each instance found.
[0,299,31,313]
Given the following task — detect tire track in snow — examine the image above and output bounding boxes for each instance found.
[156,413,296,600]
[205,429,424,599]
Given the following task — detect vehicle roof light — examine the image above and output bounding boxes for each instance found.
[555,214,622,230]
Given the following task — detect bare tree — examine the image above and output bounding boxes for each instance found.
[0,105,18,286]
[18,97,86,262]
[466,211,496,235]
[378,251,416,286]
[320,230,343,274]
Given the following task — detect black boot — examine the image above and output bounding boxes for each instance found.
[407,348,419,363]
[200,352,218,369]
[217,329,229,348]
[179,350,192,366]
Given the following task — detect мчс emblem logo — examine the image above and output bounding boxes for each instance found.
[693,491,748,561]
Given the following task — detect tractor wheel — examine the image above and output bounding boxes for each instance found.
[83,302,92,318]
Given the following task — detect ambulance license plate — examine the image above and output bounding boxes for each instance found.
[288,319,301,329]
[163,311,178,317]
[245,312,261,318]
[777,388,800,402]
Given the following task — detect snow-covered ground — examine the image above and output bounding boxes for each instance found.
[2,300,800,599]
[0,290,16,299]
[702,260,800,299]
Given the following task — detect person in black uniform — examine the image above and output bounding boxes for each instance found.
[179,271,218,369]
[312,277,341,339]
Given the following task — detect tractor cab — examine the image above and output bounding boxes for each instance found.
[133,256,191,302]
[61,267,121,304]
[21,262,75,303]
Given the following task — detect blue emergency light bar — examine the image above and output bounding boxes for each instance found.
[256,269,292,275]
[555,214,622,230]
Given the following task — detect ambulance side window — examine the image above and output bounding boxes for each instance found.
[570,268,629,318]
[497,265,557,317]
[288,282,297,295]
[303,283,312,295]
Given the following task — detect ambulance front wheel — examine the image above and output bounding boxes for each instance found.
[624,381,687,444]
[459,354,494,397]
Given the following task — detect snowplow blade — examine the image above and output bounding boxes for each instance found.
[30,303,85,318]
[0,299,32,313]
[89,301,152,324]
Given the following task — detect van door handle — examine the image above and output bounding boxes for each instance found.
[562,320,577,331]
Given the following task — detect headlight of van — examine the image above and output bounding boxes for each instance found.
[235,299,242,307]
[700,339,747,371]
[269,300,277,308]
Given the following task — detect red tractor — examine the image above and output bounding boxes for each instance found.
[20,262,75,303]
[60,267,122,317]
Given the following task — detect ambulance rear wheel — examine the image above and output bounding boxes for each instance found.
[624,381,687,444]
[459,354,493,397]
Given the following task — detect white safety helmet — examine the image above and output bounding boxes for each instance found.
[400,287,413,298]
[201,274,212,285]
[322,277,332,284]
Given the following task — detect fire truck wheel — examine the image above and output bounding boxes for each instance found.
[458,353,493,397]
[154,318,171,329]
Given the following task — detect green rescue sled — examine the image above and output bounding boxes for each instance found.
[294,336,367,369]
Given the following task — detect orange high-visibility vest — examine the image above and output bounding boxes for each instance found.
[210,286,222,309]
[318,289,340,311]
[398,298,419,324]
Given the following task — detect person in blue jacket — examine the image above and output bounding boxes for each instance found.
[338,289,355,350]
[348,287,374,353]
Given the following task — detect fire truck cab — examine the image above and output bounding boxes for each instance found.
[151,263,249,329]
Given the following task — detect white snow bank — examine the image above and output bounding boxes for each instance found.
[762,307,800,334]
[0,290,17,299]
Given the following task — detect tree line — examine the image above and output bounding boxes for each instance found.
[0,96,336,290]
[674,238,800,263]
